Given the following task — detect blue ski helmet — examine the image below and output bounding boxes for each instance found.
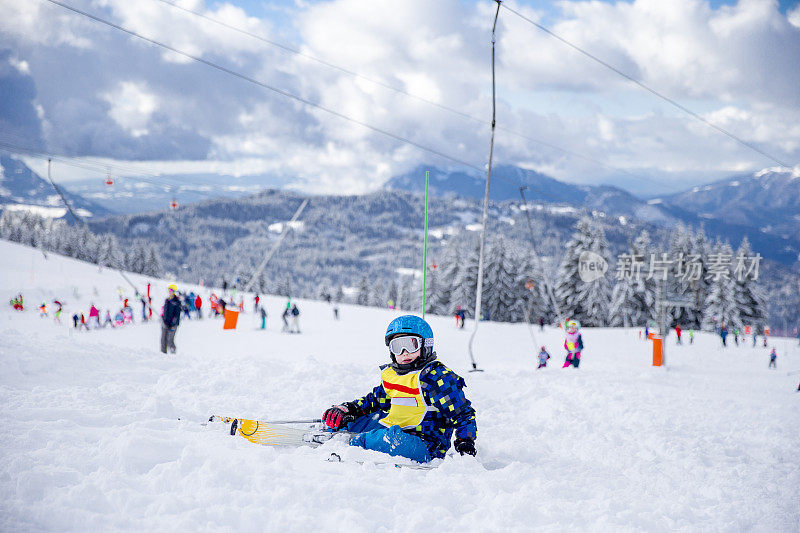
[385,315,433,348]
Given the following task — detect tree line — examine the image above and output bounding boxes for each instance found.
[0,211,163,277]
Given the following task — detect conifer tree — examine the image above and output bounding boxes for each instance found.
[436,240,461,314]
[687,227,712,328]
[386,279,399,308]
[513,252,553,325]
[370,281,387,308]
[144,245,163,277]
[451,239,480,318]
[555,217,611,325]
[609,229,656,327]
[732,237,767,332]
[481,237,518,322]
[666,224,695,326]
[333,285,345,303]
[701,241,741,330]
[424,266,440,315]
[576,225,612,326]
[356,276,370,306]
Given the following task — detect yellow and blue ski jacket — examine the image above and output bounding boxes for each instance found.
[352,360,477,459]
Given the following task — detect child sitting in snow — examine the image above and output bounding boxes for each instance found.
[321,315,477,463]
[537,346,551,369]
[562,320,584,368]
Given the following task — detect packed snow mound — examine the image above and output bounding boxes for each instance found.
[1,239,799,531]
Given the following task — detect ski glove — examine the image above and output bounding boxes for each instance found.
[454,438,477,457]
[323,402,362,429]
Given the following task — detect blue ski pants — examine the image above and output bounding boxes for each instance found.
[345,414,432,463]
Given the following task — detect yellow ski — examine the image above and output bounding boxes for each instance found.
[208,415,352,447]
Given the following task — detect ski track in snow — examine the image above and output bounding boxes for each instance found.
[1,240,799,532]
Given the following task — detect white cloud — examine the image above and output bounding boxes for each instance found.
[0,0,94,48]
[100,0,276,63]
[790,5,800,29]
[102,81,159,137]
[9,57,30,74]
[2,0,799,195]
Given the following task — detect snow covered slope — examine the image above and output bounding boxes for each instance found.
[1,239,798,531]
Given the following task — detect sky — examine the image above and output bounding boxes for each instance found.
[1,0,799,196]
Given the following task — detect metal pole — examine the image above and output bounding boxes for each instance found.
[242,199,309,293]
[467,0,502,372]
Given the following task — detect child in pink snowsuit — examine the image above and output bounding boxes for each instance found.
[562,320,584,368]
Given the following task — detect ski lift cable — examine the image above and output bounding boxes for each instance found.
[38,157,158,307]
[0,132,185,185]
[0,140,245,205]
[466,0,503,373]
[43,158,85,225]
[519,186,565,328]
[153,0,652,186]
[38,0,608,194]
[0,139,191,191]
[499,1,791,169]
[40,0,489,176]
[241,199,309,294]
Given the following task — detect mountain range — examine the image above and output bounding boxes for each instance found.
[1,154,798,264]
[385,163,800,264]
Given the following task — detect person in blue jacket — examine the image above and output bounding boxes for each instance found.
[160,284,182,354]
[322,315,477,463]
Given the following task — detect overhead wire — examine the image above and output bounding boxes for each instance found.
[0,139,197,195]
[40,0,491,177]
[0,139,258,212]
[499,1,791,168]
[152,0,657,187]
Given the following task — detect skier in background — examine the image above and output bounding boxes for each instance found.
[768,348,777,369]
[161,284,181,354]
[281,305,290,332]
[675,324,682,345]
[89,304,100,329]
[455,307,466,329]
[539,316,545,331]
[254,294,260,313]
[537,346,551,369]
[689,329,694,344]
[53,300,63,323]
[720,324,729,347]
[259,305,267,330]
[333,305,339,320]
[38,302,47,318]
[290,304,301,333]
[182,293,192,320]
[195,294,202,319]
[103,310,113,328]
[321,315,477,463]
[562,320,584,368]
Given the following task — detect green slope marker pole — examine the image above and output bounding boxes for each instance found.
[422,170,430,319]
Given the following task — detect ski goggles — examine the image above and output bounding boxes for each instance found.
[388,335,425,356]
